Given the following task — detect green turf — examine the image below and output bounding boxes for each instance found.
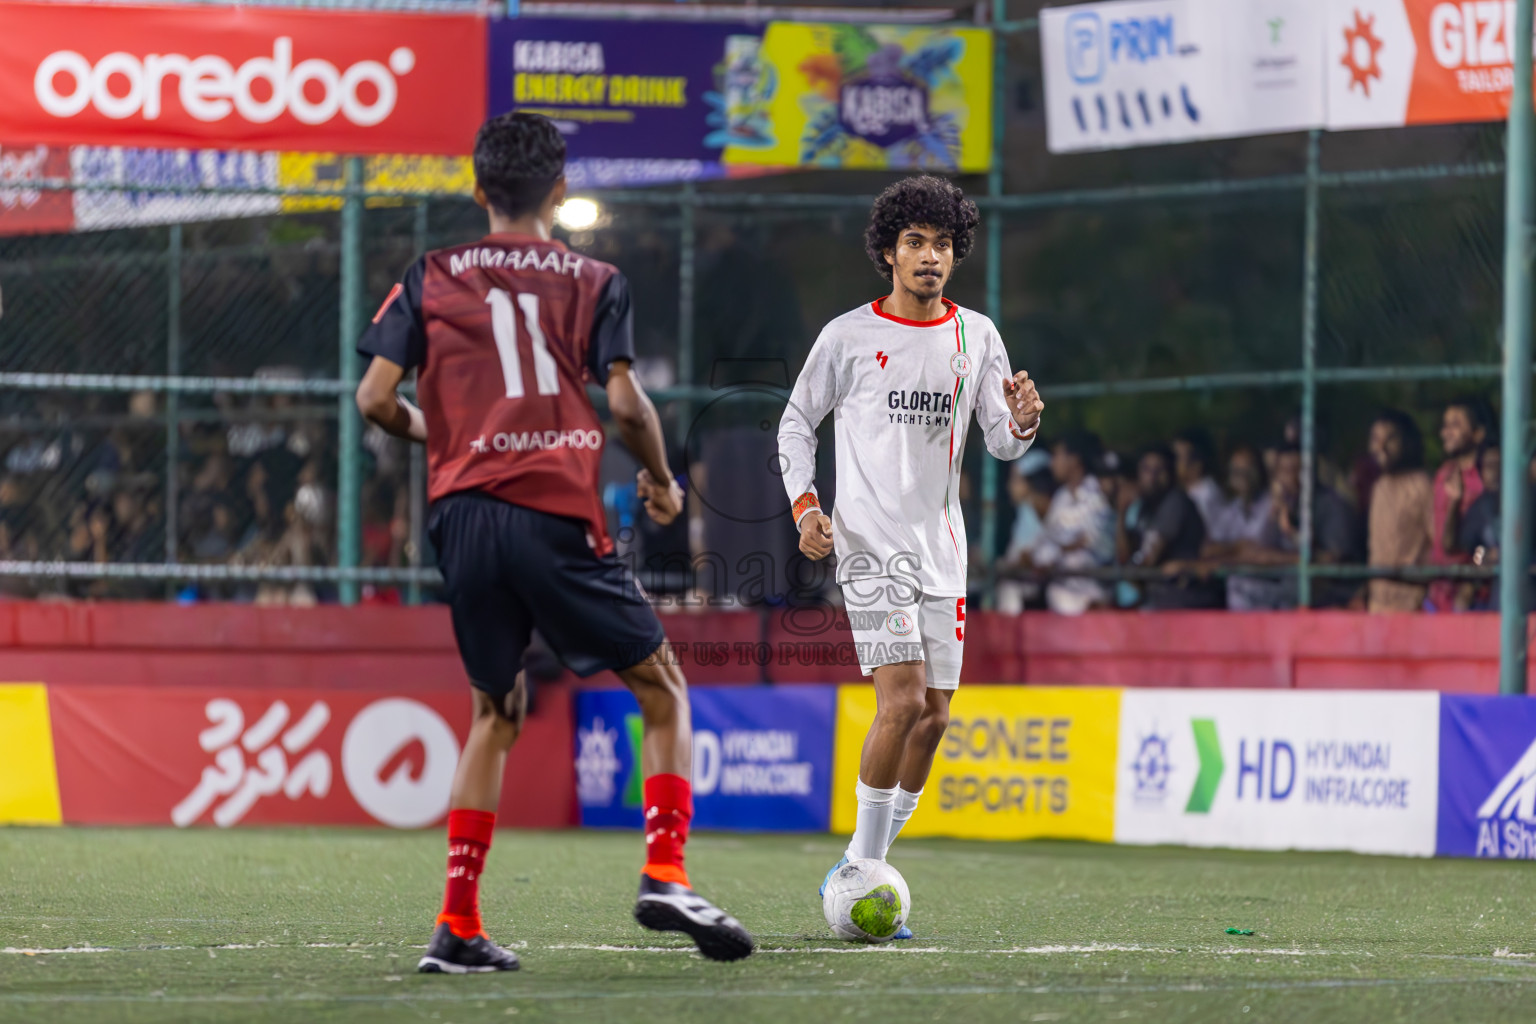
[4,829,1536,1023]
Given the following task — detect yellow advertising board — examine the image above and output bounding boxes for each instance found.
[832,685,1118,841]
[0,684,62,825]
[722,23,992,173]
[278,153,474,212]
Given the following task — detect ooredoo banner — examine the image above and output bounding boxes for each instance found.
[1115,689,1441,856]
[832,686,1120,842]
[576,686,835,832]
[0,2,484,155]
[45,684,573,828]
[1326,0,1526,129]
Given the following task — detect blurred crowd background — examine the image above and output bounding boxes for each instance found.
[0,47,1515,611]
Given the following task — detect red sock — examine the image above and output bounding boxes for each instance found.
[642,774,692,887]
[437,809,495,939]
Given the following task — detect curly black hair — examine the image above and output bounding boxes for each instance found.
[1373,408,1425,470]
[864,175,980,283]
[473,112,566,219]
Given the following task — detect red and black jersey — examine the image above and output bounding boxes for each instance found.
[358,233,635,556]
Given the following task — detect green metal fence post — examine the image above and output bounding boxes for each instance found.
[164,222,182,582]
[337,156,365,606]
[980,0,1007,611]
[677,182,696,452]
[1501,0,1536,695]
[1298,129,1321,610]
[407,198,428,607]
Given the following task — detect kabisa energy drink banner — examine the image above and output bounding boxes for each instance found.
[486,18,776,188]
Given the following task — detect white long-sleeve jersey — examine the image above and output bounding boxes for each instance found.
[778,298,1036,598]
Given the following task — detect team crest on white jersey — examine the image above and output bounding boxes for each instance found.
[950,351,971,378]
[885,610,915,636]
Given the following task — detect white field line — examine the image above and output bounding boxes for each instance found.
[1,943,428,955]
[550,942,1182,955]
[1,978,1535,1005]
[2,941,1332,957]
[7,940,1529,963]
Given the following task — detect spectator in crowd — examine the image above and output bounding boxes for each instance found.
[1232,443,1361,608]
[1458,445,1501,565]
[359,481,407,605]
[1456,445,1502,610]
[1173,427,1223,529]
[1429,397,1491,611]
[0,473,23,558]
[1031,431,1114,615]
[1202,445,1276,610]
[235,499,326,607]
[1118,443,1218,608]
[241,460,276,547]
[1273,413,1355,507]
[995,450,1054,613]
[180,453,234,558]
[111,485,160,566]
[361,482,406,570]
[191,503,238,563]
[1366,409,1435,613]
[57,502,112,600]
[1451,446,1536,612]
[1100,452,1143,609]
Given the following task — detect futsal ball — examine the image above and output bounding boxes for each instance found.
[821,858,911,942]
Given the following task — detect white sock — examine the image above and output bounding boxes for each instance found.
[880,787,923,859]
[846,779,898,861]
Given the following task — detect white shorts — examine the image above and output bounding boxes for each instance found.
[841,583,966,689]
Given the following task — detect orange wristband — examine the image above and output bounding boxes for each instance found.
[792,492,821,524]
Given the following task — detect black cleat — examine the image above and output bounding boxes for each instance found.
[417,922,521,974]
[634,874,755,962]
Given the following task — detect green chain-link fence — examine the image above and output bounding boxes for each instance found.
[0,0,1522,613]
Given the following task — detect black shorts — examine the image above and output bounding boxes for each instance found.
[428,492,666,696]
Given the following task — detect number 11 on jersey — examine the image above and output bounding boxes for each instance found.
[487,288,560,399]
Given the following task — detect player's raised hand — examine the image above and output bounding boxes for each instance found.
[799,511,834,560]
[1004,370,1044,434]
[638,469,685,526]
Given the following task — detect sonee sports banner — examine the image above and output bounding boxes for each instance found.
[832,686,1120,842]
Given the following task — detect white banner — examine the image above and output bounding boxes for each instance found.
[1042,0,1325,153]
[1324,0,1417,130]
[72,147,278,232]
[1115,689,1440,856]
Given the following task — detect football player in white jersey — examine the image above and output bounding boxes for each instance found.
[777,176,1044,938]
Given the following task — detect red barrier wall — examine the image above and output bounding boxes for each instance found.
[0,603,574,827]
[0,602,1511,827]
[985,611,1510,693]
[0,601,1511,694]
[720,607,1511,692]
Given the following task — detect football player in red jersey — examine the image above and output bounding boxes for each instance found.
[355,112,754,971]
